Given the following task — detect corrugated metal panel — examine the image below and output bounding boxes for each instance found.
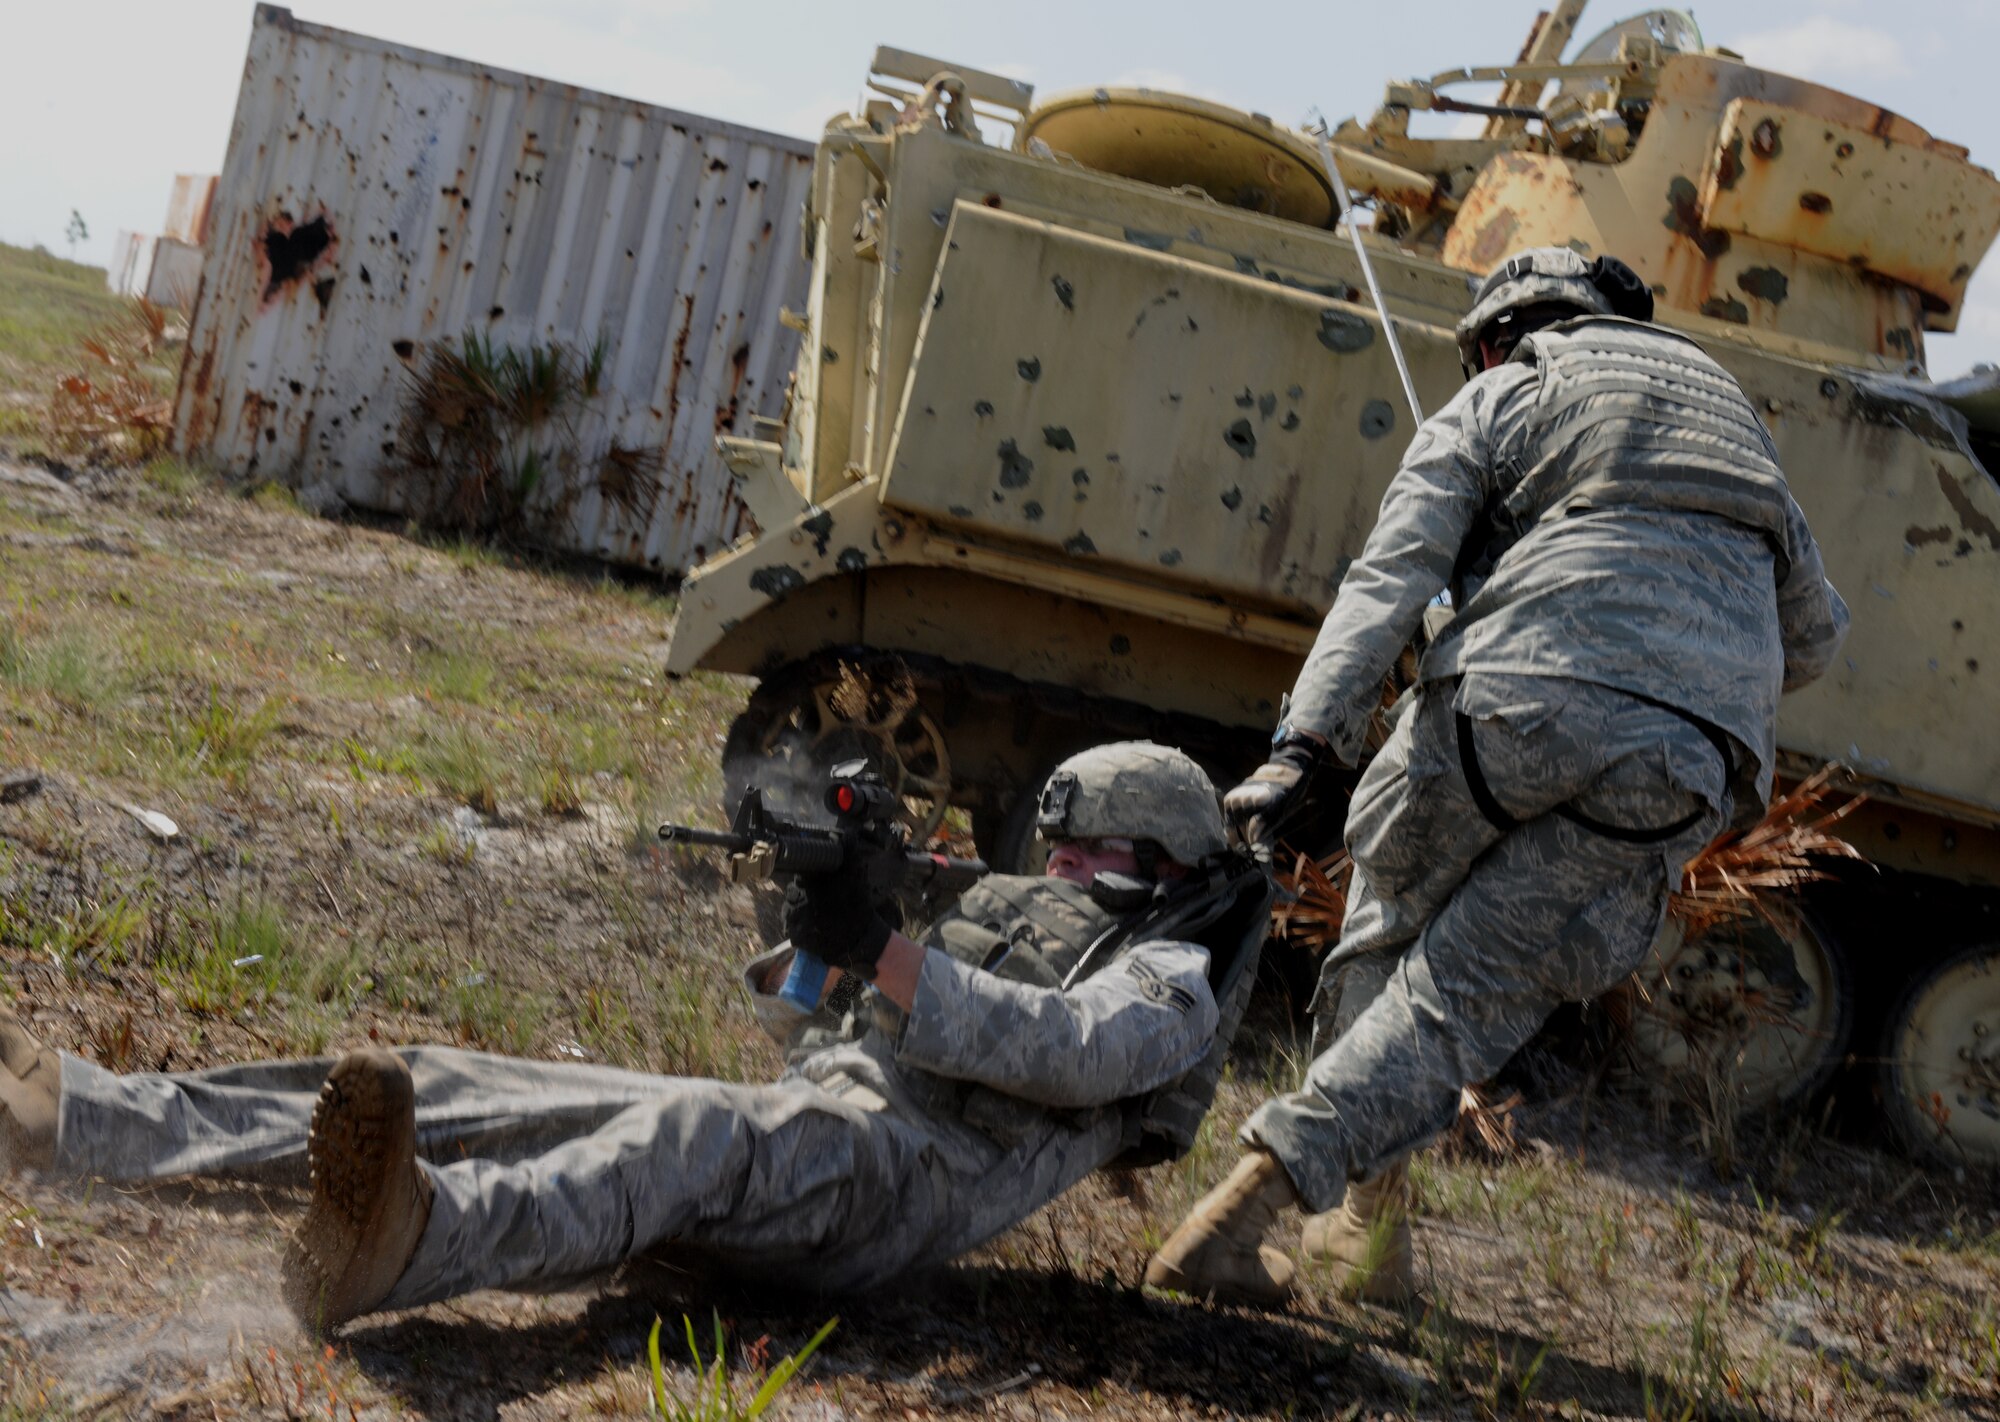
[162,174,218,247]
[172,4,814,573]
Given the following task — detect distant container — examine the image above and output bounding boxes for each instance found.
[162,174,218,248]
[172,4,814,574]
[106,231,156,299]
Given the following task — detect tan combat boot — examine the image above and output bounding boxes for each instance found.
[1299,1157,1416,1306]
[282,1048,434,1335]
[0,1007,60,1172]
[1144,1149,1299,1305]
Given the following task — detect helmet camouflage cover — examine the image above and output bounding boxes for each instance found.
[1454,245,1615,373]
[1035,741,1227,866]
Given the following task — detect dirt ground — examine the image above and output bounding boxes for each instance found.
[2,452,1999,1420]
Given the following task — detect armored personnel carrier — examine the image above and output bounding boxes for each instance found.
[665,4,2000,1164]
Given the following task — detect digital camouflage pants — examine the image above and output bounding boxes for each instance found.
[57,1040,1120,1305]
[1243,672,1733,1213]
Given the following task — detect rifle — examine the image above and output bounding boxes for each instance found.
[659,759,987,1009]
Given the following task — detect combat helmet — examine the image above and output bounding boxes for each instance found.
[1035,741,1226,868]
[1454,246,1654,376]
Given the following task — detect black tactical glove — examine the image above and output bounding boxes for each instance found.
[780,841,905,977]
[1223,731,1329,846]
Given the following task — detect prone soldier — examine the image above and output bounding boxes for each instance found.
[0,742,1270,1332]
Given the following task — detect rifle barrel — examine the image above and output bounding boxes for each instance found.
[657,824,752,851]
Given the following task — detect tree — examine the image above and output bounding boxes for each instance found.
[65,210,88,258]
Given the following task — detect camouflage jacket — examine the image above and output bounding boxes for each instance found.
[742,877,1220,1148]
[1287,317,1850,807]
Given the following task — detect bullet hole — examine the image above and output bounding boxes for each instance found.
[1258,392,1277,419]
[1701,295,1749,324]
[490,306,506,321]
[1281,411,1301,431]
[1736,266,1790,304]
[1109,634,1131,655]
[933,285,944,310]
[836,547,869,573]
[1044,426,1076,452]
[1287,384,1303,399]
[1159,548,1182,567]
[1185,317,1198,332]
[1224,420,1257,458]
[389,229,400,245]
[1953,619,1965,631]
[359,265,372,286]
[1220,486,1244,511]
[949,504,974,518]
[1072,468,1090,487]
[1835,140,1855,160]
[1064,530,1097,555]
[1799,191,1832,215]
[1023,501,1044,521]
[1017,357,1041,382]
[1052,274,1074,310]
[749,565,805,598]
[1971,659,1981,672]
[822,345,839,365]
[997,439,1034,488]
[1317,308,1374,353]
[1820,378,1839,398]
[1750,117,1782,158]
[974,400,994,418]
[1661,177,1731,258]
[288,380,304,395]
[1235,389,1255,409]
[261,215,334,301]
[1359,400,1396,439]
[312,276,336,314]
[1106,453,1120,463]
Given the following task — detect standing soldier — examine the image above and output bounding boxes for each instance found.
[1145,247,1850,1304]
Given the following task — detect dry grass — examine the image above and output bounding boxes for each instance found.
[0,462,1995,1419]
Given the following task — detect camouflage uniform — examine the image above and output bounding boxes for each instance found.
[56,744,1263,1306]
[1244,250,1849,1213]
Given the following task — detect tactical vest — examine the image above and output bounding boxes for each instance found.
[1493,317,1795,574]
[911,873,1258,1164]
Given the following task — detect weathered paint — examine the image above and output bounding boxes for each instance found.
[171,5,813,574]
[668,29,2000,853]
[1440,55,2000,359]
[162,174,218,247]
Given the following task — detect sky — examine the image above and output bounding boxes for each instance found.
[7,0,1998,374]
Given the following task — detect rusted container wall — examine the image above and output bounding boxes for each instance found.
[173,5,814,573]
[162,175,218,247]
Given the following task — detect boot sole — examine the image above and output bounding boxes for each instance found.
[281,1050,413,1334]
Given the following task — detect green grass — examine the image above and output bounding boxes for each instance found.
[0,241,133,384]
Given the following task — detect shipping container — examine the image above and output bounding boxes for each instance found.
[172,4,814,573]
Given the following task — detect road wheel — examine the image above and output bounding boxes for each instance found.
[1621,907,1852,1116]
[1879,944,2000,1169]
[722,661,953,842]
